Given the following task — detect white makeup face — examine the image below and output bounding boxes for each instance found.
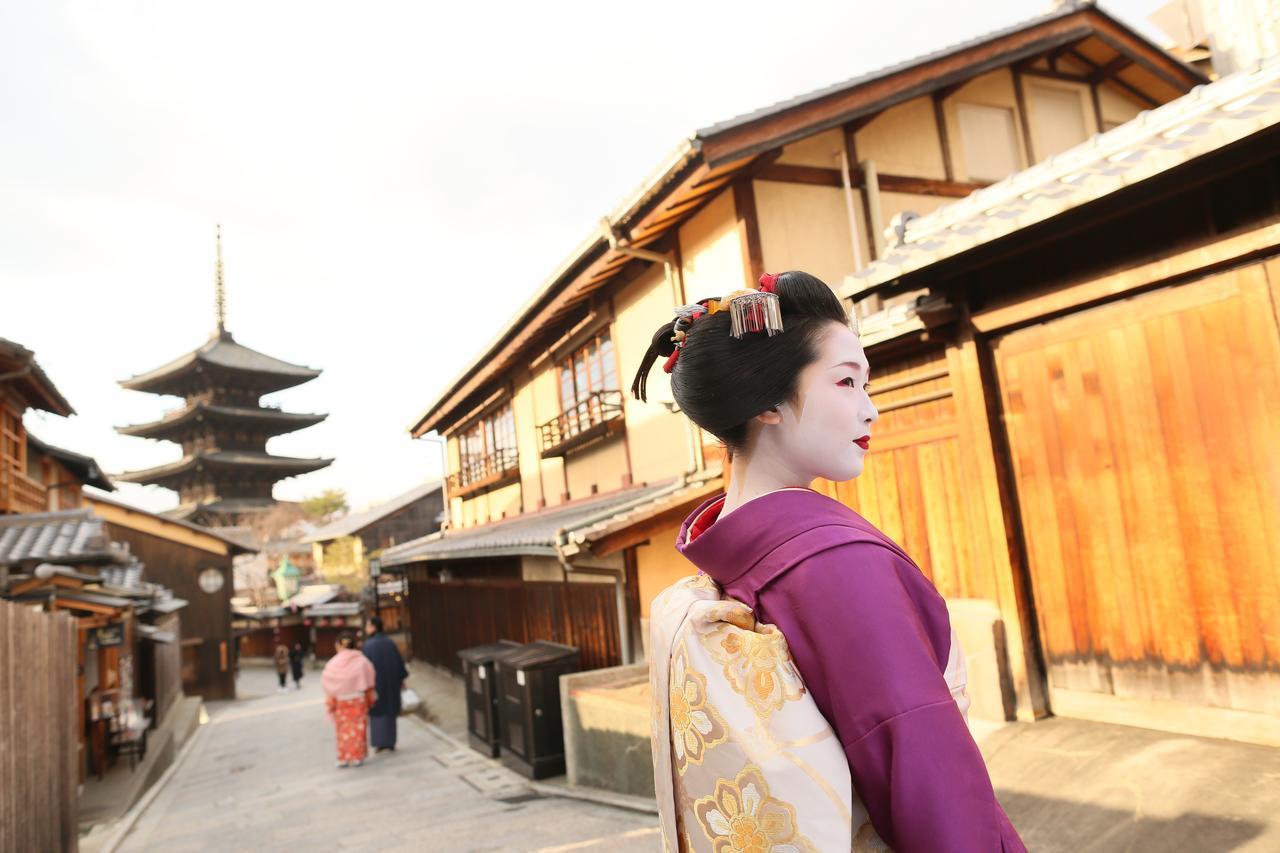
[768,322,878,482]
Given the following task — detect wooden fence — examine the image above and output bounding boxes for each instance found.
[406,574,621,674]
[0,599,79,852]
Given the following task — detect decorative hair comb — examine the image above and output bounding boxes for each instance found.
[661,273,785,373]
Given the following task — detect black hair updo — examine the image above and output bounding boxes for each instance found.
[630,270,851,455]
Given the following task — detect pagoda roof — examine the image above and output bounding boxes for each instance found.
[115,450,333,489]
[116,402,327,440]
[120,331,321,396]
[163,498,284,524]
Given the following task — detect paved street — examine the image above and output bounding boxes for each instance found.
[110,665,1280,852]
[116,668,658,852]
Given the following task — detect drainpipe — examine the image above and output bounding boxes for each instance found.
[599,219,702,479]
[550,470,713,664]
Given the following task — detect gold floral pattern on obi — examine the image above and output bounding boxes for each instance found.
[693,765,818,853]
[670,640,728,773]
[694,602,804,719]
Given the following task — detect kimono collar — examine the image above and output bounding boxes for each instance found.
[676,487,860,586]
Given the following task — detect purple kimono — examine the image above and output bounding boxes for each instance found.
[676,487,1025,852]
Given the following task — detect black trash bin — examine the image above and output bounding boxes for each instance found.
[458,640,523,758]
[493,641,580,779]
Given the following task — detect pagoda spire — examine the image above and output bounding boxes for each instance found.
[214,224,227,336]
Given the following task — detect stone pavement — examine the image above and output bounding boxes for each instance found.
[115,667,658,852]
[982,716,1280,852]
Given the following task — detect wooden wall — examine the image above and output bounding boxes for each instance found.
[814,347,997,600]
[993,263,1280,714]
[102,523,236,700]
[406,565,621,674]
[0,601,79,853]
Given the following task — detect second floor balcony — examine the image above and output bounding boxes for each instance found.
[538,390,624,458]
[447,447,520,498]
[0,465,48,515]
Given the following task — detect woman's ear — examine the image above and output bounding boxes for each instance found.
[754,406,783,425]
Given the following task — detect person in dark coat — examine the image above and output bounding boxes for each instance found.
[362,615,408,752]
[288,643,306,690]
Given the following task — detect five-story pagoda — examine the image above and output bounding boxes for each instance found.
[116,228,333,525]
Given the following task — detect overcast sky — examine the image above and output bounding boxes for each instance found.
[2,1,1172,514]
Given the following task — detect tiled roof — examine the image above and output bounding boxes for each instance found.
[381,479,686,566]
[565,472,723,555]
[844,56,1280,296]
[699,1,1093,138]
[0,509,124,566]
[305,481,443,543]
[26,432,114,491]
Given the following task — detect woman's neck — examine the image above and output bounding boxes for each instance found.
[720,452,811,519]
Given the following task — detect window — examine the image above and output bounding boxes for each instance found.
[1029,83,1090,159]
[956,103,1022,183]
[456,403,517,488]
[557,330,618,436]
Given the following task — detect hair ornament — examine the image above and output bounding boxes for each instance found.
[723,280,784,340]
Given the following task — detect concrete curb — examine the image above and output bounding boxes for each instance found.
[84,709,210,853]
[402,714,659,815]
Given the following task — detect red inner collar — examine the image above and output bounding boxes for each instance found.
[686,497,725,543]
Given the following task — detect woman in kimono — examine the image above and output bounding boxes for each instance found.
[632,271,1025,851]
[320,632,376,768]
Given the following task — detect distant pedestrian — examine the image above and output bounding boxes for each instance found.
[288,643,306,690]
[273,640,290,693]
[362,615,408,753]
[321,632,376,769]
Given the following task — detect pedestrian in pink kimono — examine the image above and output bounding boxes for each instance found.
[321,632,376,769]
[632,271,1025,851]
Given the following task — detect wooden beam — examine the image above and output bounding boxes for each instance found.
[1090,83,1106,134]
[933,92,955,182]
[1089,55,1133,84]
[1019,67,1092,84]
[1069,49,1162,109]
[1012,69,1036,166]
[733,176,764,285]
[754,163,987,198]
[972,222,1280,333]
[753,162,843,187]
[879,175,989,197]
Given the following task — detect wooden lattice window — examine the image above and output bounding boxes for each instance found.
[557,330,618,432]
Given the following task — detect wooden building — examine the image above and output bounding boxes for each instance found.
[1,337,88,516]
[840,56,1280,742]
[390,1,1203,693]
[86,492,256,700]
[114,229,332,526]
[305,480,444,592]
[0,510,187,780]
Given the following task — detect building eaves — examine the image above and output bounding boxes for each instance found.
[0,337,75,417]
[25,432,114,491]
[85,490,260,555]
[381,479,685,566]
[114,450,334,485]
[304,480,443,544]
[120,331,321,392]
[843,56,1280,297]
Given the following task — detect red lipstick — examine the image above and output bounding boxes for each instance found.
[854,436,870,450]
